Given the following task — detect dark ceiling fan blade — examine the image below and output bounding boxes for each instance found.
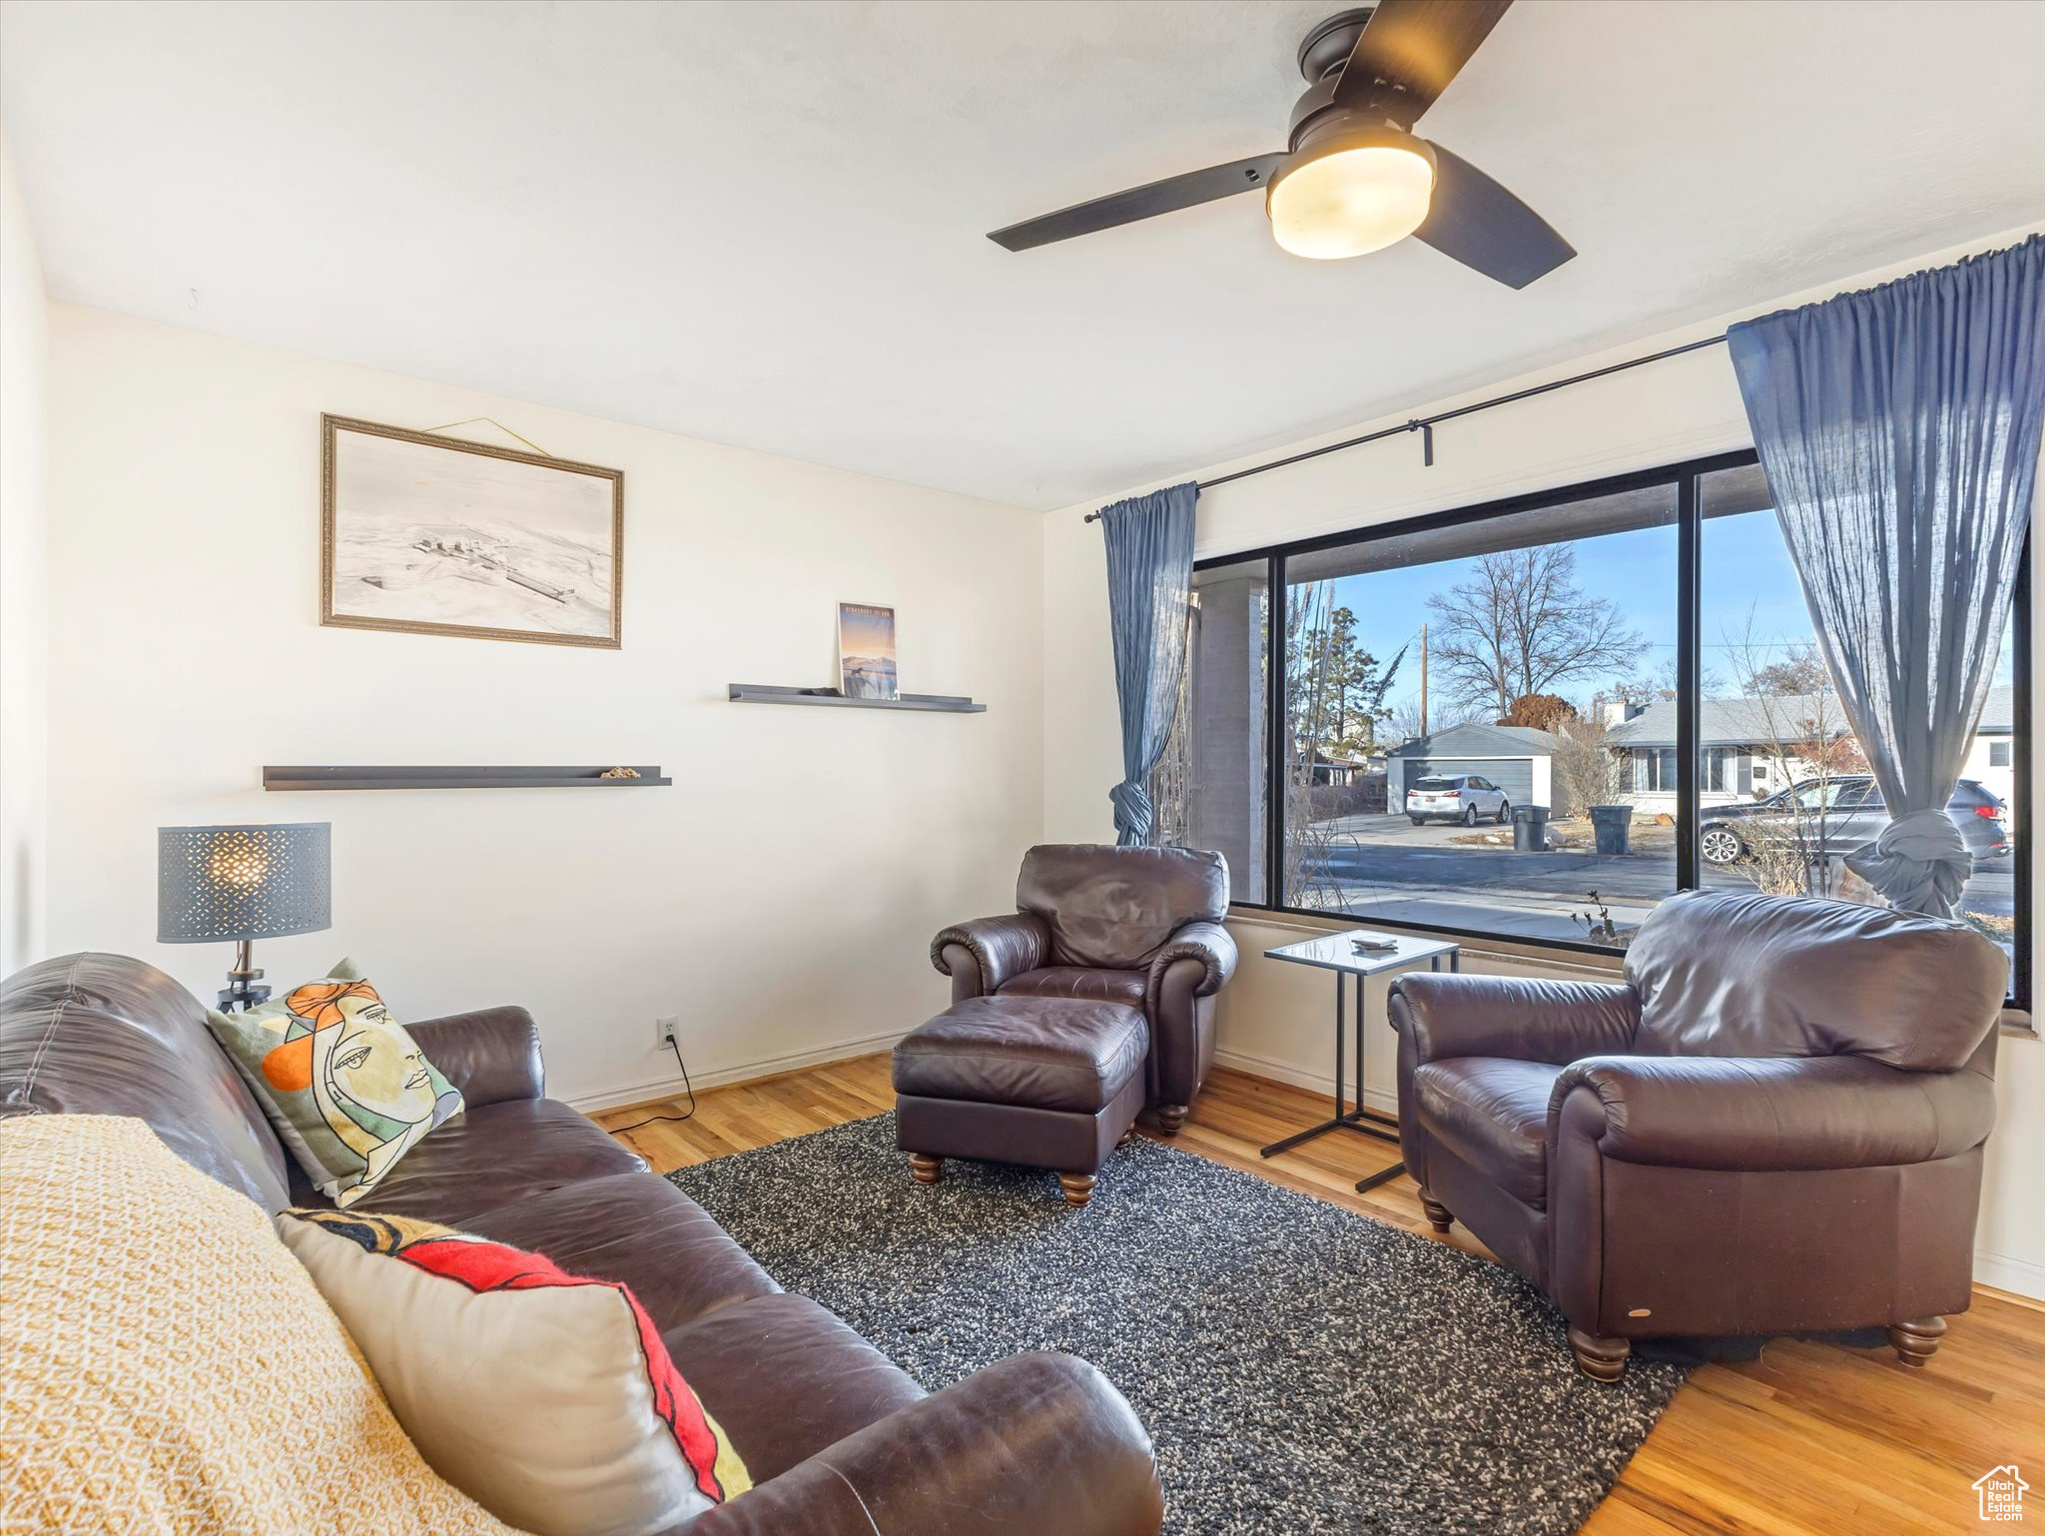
[987,153,1287,252]
[1330,0,1513,123]
[1411,141,1573,288]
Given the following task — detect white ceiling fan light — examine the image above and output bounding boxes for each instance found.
[1266,125,1437,261]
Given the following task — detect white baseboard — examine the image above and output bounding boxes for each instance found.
[1212,1044,1398,1117]
[1975,1249,2045,1302]
[567,1028,905,1114]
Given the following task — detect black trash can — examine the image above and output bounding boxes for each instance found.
[1589,804,1634,855]
[1512,803,1550,852]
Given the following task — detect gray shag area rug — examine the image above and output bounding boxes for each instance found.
[667,1116,1685,1536]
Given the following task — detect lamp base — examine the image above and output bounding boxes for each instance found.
[218,940,271,1013]
[218,974,271,1013]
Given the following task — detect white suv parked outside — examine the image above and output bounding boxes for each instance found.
[1405,774,1512,826]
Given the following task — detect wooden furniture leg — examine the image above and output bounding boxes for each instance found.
[1417,1188,1453,1234]
[1154,1105,1188,1137]
[1568,1328,1631,1382]
[1058,1172,1097,1208]
[1888,1316,1946,1367]
[907,1153,942,1185]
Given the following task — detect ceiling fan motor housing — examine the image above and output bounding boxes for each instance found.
[1289,25,1410,150]
[1298,7,1379,82]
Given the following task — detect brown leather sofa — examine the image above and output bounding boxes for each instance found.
[931,844,1237,1136]
[1,952,1165,1535]
[1390,891,2007,1381]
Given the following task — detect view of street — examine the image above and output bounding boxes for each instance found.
[1297,812,2017,950]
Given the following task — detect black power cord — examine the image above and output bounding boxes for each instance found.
[607,1035,698,1133]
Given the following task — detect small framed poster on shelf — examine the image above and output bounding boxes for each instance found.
[837,602,899,700]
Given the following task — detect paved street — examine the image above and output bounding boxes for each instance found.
[1310,815,1678,901]
[1295,813,2015,947]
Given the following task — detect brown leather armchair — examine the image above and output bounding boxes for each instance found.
[932,844,1237,1135]
[1390,890,2008,1381]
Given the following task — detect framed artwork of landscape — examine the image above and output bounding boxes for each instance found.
[321,415,624,648]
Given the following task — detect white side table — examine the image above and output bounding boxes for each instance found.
[1258,929,1460,1194]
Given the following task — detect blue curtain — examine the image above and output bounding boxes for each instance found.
[1727,235,2045,916]
[1100,482,1199,845]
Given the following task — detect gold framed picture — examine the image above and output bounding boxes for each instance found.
[320,414,624,648]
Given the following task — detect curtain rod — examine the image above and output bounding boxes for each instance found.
[1082,332,1729,521]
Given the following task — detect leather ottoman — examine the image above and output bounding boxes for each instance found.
[893,995,1148,1207]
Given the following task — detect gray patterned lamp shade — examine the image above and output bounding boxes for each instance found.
[157,824,332,943]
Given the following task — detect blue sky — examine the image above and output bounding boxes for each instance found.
[1318,508,2015,721]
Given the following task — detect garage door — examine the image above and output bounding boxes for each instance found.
[1401,757,1535,806]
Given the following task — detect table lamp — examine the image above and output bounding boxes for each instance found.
[158,823,332,1011]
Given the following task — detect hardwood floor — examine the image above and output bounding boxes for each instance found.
[600,1058,2045,1536]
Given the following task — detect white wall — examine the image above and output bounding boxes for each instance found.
[0,129,50,977]
[45,306,1044,1106]
[1043,221,2045,1298]
[1961,732,2015,809]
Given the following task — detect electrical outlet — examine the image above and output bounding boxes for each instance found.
[655,1015,678,1047]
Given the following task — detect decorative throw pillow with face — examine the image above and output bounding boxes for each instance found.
[208,961,463,1205]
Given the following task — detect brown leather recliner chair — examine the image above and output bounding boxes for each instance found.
[932,844,1237,1135]
[1390,890,2007,1381]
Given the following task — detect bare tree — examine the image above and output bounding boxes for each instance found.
[1748,645,1832,697]
[1599,653,1725,709]
[1426,547,1650,717]
[1716,616,1865,899]
[1384,692,1483,745]
[1552,715,1625,817]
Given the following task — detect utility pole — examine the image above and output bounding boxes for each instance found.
[1419,622,1429,738]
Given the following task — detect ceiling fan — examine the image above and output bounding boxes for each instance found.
[987,0,1573,289]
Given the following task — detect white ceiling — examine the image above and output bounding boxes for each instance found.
[5,1,2044,510]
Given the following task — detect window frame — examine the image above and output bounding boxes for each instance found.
[1198,448,2032,1011]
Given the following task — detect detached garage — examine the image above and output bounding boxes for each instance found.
[1385,723,1560,813]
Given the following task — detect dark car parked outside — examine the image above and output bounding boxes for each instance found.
[1697,775,2010,869]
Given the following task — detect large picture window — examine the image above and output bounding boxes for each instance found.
[1158,452,2030,1006]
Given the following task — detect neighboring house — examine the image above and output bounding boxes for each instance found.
[1605,684,2016,818]
[1385,723,1560,812]
[1301,749,1376,787]
[1601,696,1838,815]
[1961,684,2015,807]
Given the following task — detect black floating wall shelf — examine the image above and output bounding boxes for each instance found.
[727,684,986,714]
[263,766,671,791]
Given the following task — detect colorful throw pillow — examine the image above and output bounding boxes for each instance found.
[0,1115,519,1535]
[207,961,462,1206]
[278,1208,749,1536]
